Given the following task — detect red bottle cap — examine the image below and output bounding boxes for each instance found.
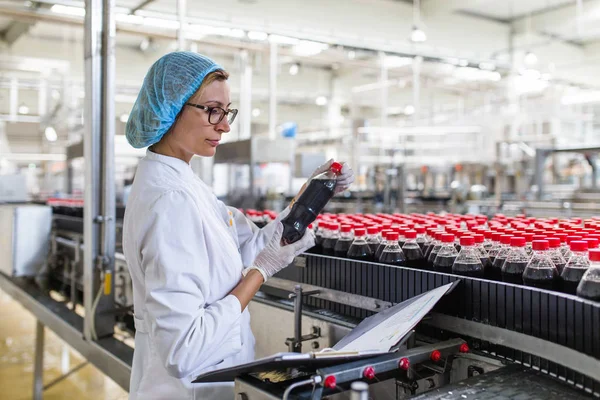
[415,226,426,234]
[547,237,561,248]
[484,230,494,239]
[532,240,549,251]
[354,228,366,236]
[367,226,379,235]
[404,230,417,239]
[491,232,503,242]
[532,235,546,242]
[473,234,484,244]
[501,235,513,245]
[570,240,588,252]
[330,162,343,175]
[381,230,393,240]
[340,225,352,233]
[584,237,599,249]
[387,232,399,241]
[566,235,582,244]
[460,236,475,246]
[555,233,567,243]
[589,249,600,262]
[510,237,526,247]
[441,234,455,243]
[330,223,339,231]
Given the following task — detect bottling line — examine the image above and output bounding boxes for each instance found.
[0,201,598,399]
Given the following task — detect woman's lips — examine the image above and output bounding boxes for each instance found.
[206,139,220,147]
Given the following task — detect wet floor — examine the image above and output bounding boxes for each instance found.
[0,289,128,400]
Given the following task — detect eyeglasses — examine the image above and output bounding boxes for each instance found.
[185,103,238,125]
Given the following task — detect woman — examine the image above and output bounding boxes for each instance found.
[123,51,354,400]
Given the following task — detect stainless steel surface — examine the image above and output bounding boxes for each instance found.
[0,204,51,277]
[84,0,116,340]
[350,382,368,400]
[0,272,132,391]
[33,320,44,400]
[426,313,600,383]
[235,376,280,400]
[265,277,393,312]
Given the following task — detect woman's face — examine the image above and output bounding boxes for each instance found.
[169,79,232,159]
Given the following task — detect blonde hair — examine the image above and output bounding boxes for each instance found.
[188,69,229,103]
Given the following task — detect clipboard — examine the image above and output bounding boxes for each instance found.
[193,281,458,383]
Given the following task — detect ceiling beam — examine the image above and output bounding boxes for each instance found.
[130,0,156,14]
[1,21,35,46]
[422,0,490,18]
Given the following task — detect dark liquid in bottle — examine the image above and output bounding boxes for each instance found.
[374,243,386,262]
[481,257,491,273]
[281,178,335,244]
[334,238,353,258]
[501,261,528,284]
[561,266,587,295]
[553,261,566,275]
[416,239,427,252]
[347,243,373,262]
[577,279,600,301]
[311,233,324,254]
[322,238,337,256]
[427,247,441,269]
[452,261,484,278]
[403,246,425,269]
[433,255,456,274]
[367,241,380,255]
[423,242,434,260]
[489,255,507,281]
[523,267,558,290]
[455,243,462,253]
[398,240,406,248]
[379,250,406,266]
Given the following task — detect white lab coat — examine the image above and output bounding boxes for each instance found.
[123,150,279,400]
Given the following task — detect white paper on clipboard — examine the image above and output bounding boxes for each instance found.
[333,282,457,353]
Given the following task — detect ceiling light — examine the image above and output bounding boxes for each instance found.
[119,113,129,123]
[384,55,413,69]
[404,105,416,115]
[139,37,150,52]
[524,51,538,66]
[289,63,299,75]
[410,26,427,43]
[45,126,58,142]
[252,108,261,117]
[315,96,328,106]
[293,40,328,56]
[348,50,356,60]
[248,31,268,41]
[18,104,29,115]
[268,35,299,45]
[478,61,496,71]
[50,4,85,17]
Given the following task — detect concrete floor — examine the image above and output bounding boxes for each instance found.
[0,289,128,400]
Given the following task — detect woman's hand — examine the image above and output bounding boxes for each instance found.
[247,223,315,281]
[293,159,355,202]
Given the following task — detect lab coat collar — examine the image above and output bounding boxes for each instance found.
[145,149,194,179]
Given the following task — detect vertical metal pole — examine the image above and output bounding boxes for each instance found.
[9,78,18,122]
[412,56,422,120]
[84,0,116,340]
[33,321,44,400]
[239,50,252,140]
[293,285,303,352]
[83,0,103,342]
[268,41,277,140]
[177,0,186,50]
[534,149,546,201]
[379,51,388,128]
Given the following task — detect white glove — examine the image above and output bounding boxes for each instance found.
[244,223,315,282]
[310,159,355,194]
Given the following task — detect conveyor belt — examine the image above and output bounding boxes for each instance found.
[272,254,600,396]
[411,364,593,399]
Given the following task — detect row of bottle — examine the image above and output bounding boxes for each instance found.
[310,222,600,301]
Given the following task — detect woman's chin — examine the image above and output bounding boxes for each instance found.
[196,146,217,158]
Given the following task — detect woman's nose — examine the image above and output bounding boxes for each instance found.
[216,118,230,133]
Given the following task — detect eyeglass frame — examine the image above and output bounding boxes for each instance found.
[185,102,238,125]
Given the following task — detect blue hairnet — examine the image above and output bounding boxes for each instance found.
[126,51,224,148]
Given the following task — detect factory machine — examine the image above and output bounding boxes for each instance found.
[1,203,599,399]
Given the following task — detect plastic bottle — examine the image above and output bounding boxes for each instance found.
[501,237,529,285]
[486,232,503,265]
[577,249,600,301]
[422,228,438,260]
[523,233,535,257]
[334,225,354,258]
[365,226,381,255]
[347,228,374,261]
[281,162,343,244]
[452,236,484,277]
[561,240,590,295]
[490,235,513,281]
[313,220,326,254]
[402,230,426,269]
[378,232,406,266]
[433,234,458,274]
[584,237,599,250]
[375,230,394,261]
[425,231,443,267]
[473,234,492,273]
[522,240,559,290]
[322,222,340,256]
[563,235,582,260]
[415,226,428,252]
[547,237,567,274]
[483,230,495,251]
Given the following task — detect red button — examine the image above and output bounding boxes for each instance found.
[459,343,470,353]
[363,366,375,380]
[324,375,336,389]
[398,357,410,370]
[430,350,441,362]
